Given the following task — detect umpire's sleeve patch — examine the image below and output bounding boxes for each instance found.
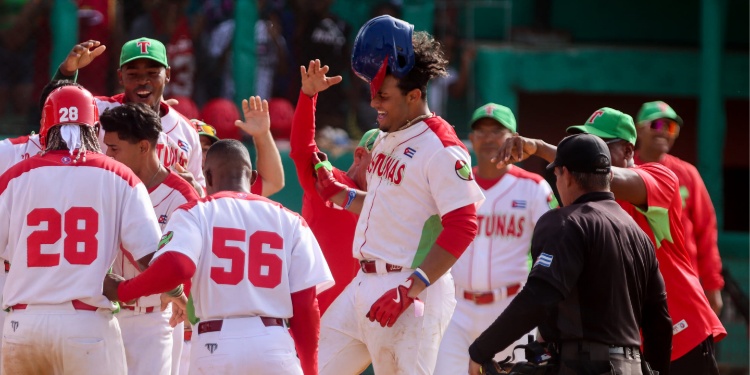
[534,252,553,268]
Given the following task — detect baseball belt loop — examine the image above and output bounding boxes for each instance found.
[375,260,387,275]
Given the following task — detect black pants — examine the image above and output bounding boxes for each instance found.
[670,336,720,375]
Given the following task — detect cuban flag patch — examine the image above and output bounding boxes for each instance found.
[403,147,416,158]
[512,200,527,209]
[177,139,189,153]
[535,253,553,268]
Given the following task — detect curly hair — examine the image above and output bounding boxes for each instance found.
[44,125,101,163]
[395,31,448,97]
[100,103,162,147]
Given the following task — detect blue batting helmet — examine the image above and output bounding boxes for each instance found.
[351,15,415,98]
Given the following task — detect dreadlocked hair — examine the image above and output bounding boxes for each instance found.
[43,125,101,163]
[395,31,448,97]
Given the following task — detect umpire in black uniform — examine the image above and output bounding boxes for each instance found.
[468,133,672,375]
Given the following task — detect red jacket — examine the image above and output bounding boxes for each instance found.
[635,152,724,291]
[289,91,360,315]
[617,164,725,360]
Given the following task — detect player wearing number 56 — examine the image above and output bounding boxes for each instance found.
[0,85,162,375]
[102,139,334,375]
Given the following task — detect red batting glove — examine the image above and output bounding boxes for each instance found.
[311,151,347,202]
[366,277,418,327]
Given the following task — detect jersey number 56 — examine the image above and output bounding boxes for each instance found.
[211,228,283,289]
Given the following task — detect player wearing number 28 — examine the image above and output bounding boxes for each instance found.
[0,86,162,375]
[106,140,334,375]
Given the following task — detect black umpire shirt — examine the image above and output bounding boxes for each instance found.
[469,192,672,374]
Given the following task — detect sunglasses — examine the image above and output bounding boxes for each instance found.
[648,119,679,136]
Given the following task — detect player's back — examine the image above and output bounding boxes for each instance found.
[0,151,161,310]
[168,192,332,321]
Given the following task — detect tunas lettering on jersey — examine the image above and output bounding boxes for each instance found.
[477,214,525,238]
[367,153,406,185]
[155,143,188,169]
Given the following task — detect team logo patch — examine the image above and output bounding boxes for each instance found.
[61,156,72,164]
[158,231,174,250]
[534,253,553,268]
[511,200,527,209]
[10,321,18,332]
[454,160,473,181]
[587,110,604,124]
[177,139,189,153]
[205,343,218,354]
[547,192,559,209]
[403,147,416,158]
[158,215,168,224]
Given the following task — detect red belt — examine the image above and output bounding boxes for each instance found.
[184,330,192,341]
[4,261,9,273]
[121,305,156,313]
[12,299,98,311]
[197,317,283,335]
[360,260,403,274]
[463,284,522,305]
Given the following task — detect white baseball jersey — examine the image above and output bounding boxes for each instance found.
[0,151,161,309]
[95,94,205,187]
[114,171,200,308]
[151,192,334,321]
[451,165,555,290]
[353,116,485,268]
[0,134,43,173]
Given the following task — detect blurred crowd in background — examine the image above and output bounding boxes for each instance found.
[0,0,481,156]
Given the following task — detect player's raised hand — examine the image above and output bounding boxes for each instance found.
[235,96,270,138]
[366,277,422,328]
[59,40,106,76]
[311,151,347,202]
[493,134,538,169]
[300,59,343,97]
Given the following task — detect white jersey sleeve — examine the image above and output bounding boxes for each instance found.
[0,135,43,174]
[425,145,486,216]
[287,219,335,294]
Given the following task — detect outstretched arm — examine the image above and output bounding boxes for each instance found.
[235,96,285,197]
[495,134,648,208]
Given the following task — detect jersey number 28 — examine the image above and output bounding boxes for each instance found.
[27,207,98,267]
[211,228,282,289]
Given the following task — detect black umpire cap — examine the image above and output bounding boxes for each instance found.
[547,133,611,174]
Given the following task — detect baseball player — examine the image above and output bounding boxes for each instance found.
[0,85,161,375]
[634,101,724,316]
[313,16,484,374]
[495,107,726,375]
[52,39,205,190]
[434,103,556,375]
[100,102,200,375]
[102,139,334,375]
[0,79,92,368]
[291,59,380,315]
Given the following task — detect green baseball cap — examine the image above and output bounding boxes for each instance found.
[636,101,683,126]
[566,107,637,145]
[358,128,381,152]
[120,37,169,68]
[470,103,517,132]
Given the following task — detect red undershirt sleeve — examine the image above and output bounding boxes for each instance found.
[118,252,196,303]
[435,203,478,258]
[288,286,320,375]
